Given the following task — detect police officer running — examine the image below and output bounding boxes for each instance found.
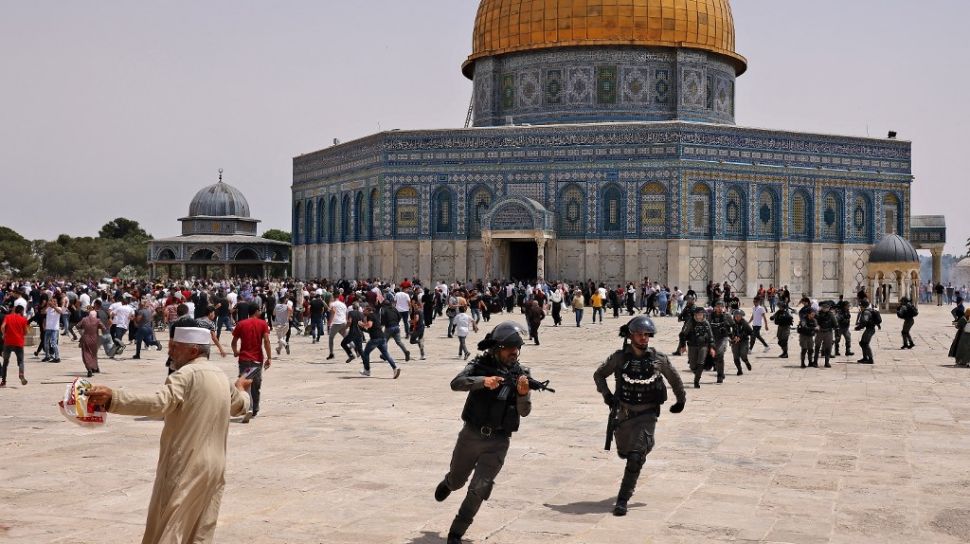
[730,310,753,375]
[855,299,881,364]
[435,322,534,544]
[677,307,715,388]
[708,301,733,384]
[896,296,918,349]
[594,316,686,516]
[770,302,794,358]
[813,301,837,368]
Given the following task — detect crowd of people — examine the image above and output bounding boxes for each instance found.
[2,274,969,543]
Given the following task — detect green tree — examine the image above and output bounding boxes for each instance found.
[0,226,40,277]
[98,218,151,240]
[262,229,292,243]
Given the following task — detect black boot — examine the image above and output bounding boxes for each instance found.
[824,355,831,368]
[800,352,806,368]
[735,363,743,376]
[833,347,840,356]
[716,374,724,384]
[613,498,628,516]
[693,376,700,389]
[447,533,463,544]
[435,481,451,502]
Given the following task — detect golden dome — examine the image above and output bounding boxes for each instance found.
[463,0,747,78]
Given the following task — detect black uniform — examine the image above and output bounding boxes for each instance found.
[814,308,837,368]
[594,346,686,512]
[679,316,714,388]
[439,353,532,541]
[797,315,818,368]
[771,307,794,358]
[834,303,854,356]
[855,306,881,364]
[896,302,918,349]
[708,310,734,382]
[731,319,753,374]
[672,303,696,355]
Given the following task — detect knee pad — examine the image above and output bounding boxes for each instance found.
[469,477,495,502]
[626,451,647,473]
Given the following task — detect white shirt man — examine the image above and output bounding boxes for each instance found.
[273,298,293,354]
[394,290,411,314]
[751,304,767,327]
[110,301,134,330]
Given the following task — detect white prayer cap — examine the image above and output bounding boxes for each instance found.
[173,327,212,345]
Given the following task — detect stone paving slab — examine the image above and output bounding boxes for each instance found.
[2,306,969,543]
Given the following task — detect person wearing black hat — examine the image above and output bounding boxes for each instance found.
[708,301,734,383]
[730,310,753,374]
[435,321,535,544]
[797,308,818,368]
[814,301,837,368]
[594,315,686,516]
[770,302,794,358]
[833,300,855,357]
[895,296,918,349]
[677,306,715,388]
[855,299,881,364]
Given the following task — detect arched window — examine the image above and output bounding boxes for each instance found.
[791,190,812,240]
[328,196,337,243]
[157,248,177,260]
[468,186,492,237]
[852,195,870,240]
[354,192,364,241]
[689,183,712,236]
[340,194,351,243]
[368,188,379,240]
[316,197,325,243]
[639,182,666,235]
[883,193,900,236]
[602,185,623,233]
[304,200,314,245]
[757,189,777,238]
[293,201,302,245]
[558,184,585,237]
[433,188,454,236]
[724,187,745,237]
[394,187,419,236]
[821,192,842,241]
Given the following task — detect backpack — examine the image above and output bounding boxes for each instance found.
[870,310,882,326]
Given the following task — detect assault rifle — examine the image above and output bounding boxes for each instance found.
[605,398,619,451]
[474,362,556,400]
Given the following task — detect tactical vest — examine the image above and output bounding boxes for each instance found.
[817,311,837,331]
[774,311,794,328]
[709,313,732,339]
[460,355,521,433]
[616,349,668,407]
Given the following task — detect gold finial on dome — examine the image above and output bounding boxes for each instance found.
[463,0,747,78]
[218,168,223,183]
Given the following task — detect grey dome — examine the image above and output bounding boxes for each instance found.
[188,181,251,218]
[869,234,919,263]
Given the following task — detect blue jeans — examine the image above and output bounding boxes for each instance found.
[238,362,262,414]
[592,307,603,322]
[216,316,233,337]
[362,338,396,371]
[310,317,325,341]
[43,329,59,360]
[574,308,584,327]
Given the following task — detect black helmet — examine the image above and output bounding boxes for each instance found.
[900,296,909,304]
[860,299,870,308]
[733,309,746,318]
[693,306,707,314]
[477,321,527,351]
[620,315,657,338]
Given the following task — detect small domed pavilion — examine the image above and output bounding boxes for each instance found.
[148,171,290,279]
[866,234,921,310]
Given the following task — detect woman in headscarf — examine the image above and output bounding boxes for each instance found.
[948,308,970,367]
[78,310,106,377]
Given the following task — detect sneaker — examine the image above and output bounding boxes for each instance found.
[359,369,371,377]
[241,410,254,424]
[435,481,451,502]
[50,358,61,363]
[19,375,27,385]
[393,368,401,379]
[420,356,426,361]
[41,357,50,362]
[0,380,5,387]
[326,354,335,360]
[745,361,752,371]
[345,356,355,364]
[276,345,282,355]
[463,353,470,360]
[405,352,411,362]
[131,355,141,360]
[285,344,290,355]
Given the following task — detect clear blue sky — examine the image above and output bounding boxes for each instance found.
[1,1,966,254]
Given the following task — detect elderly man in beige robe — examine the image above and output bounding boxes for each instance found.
[88,326,251,544]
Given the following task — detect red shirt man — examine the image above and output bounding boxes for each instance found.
[2,306,31,386]
[231,307,271,420]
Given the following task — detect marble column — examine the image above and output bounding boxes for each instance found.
[535,232,547,281]
[931,248,943,285]
[482,231,493,281]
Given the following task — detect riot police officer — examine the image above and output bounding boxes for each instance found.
[678,307,715,388]
[896,296,918,349]
[814,301,837,368]
[730,310,753,374]
[435,322,534,544]
[797,308,818,368]
[708,301,734,383]
[594,316,686,516]
[770,302,794,358]
[833,300,855,357]
[672,298,697,355]
[855,299,881,364]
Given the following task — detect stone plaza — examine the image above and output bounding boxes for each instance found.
[2,305,969,543]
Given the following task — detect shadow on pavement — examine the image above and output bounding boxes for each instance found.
[403,531,447,544]
[543,498,645,515]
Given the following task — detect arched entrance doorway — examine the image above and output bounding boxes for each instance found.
[480,196,555,281]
